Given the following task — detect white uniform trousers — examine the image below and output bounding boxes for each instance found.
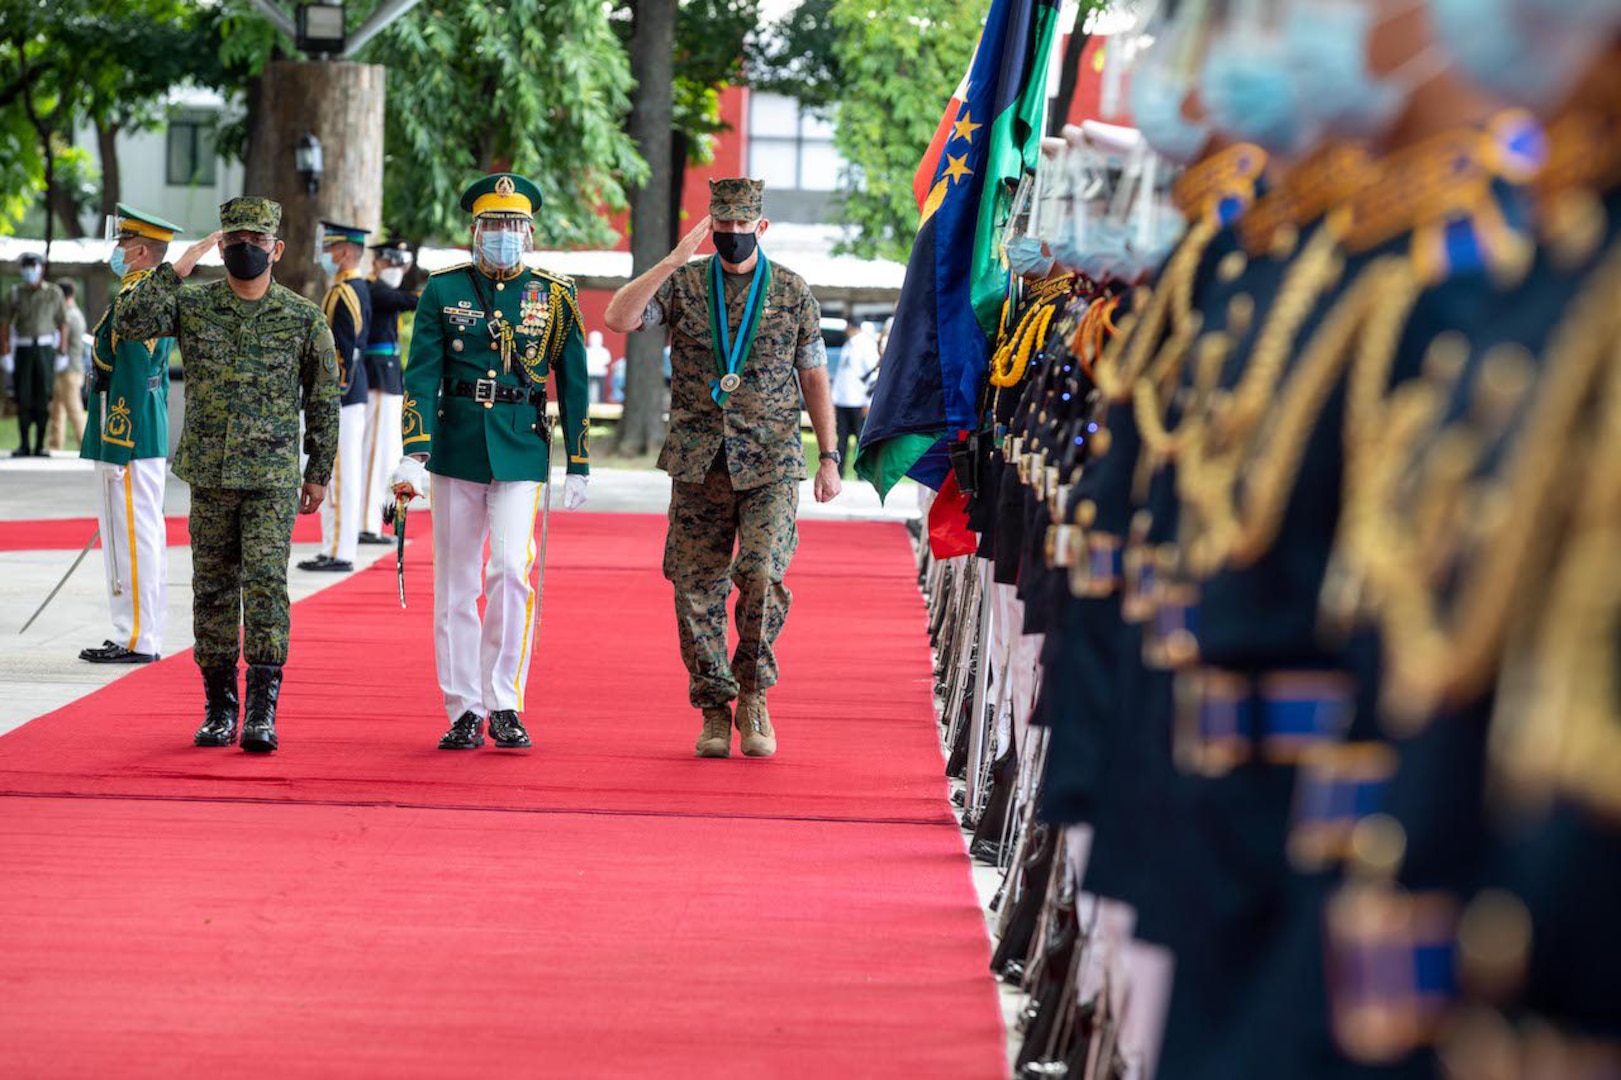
[320,401,367,564]
[93,459,168,656]
[431,475,545,723]
[361,389,403,536]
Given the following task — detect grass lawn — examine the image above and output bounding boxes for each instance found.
[0,413,83,455]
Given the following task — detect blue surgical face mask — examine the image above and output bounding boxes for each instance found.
[21,265,42,285]
[1077,219,1135,283]
[1428,0,1604,111]
[1129,66,1211,166]
[108,246,130,278]
[1201,34,1311,153]
[479,228,525,270]
[318,251,338,275]
[1288,0,1437,139]
[1005,236,1055,278]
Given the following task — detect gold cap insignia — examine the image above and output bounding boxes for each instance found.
[495,176,516,197]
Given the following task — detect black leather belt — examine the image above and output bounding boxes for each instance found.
[442,377,544,405]
[90,373,162,393]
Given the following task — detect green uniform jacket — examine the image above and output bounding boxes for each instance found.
[81,271,174,464]
[115,263,340,489]
[403,262,590,483]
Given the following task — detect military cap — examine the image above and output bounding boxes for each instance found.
[18,251,43,267]
[710,178,765,223]
[458,173,542,219]
[368,236,414,264]
[219,196,282,236]
[114,203,183,244]
[318,220,371,247]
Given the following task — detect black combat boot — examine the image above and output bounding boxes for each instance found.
[487,710,532,749]
[240,664,283,754]
[193,664,240,747]
[438,711,485,750]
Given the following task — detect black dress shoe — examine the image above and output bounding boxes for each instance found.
[194,664,240,747]
[83,645,159,664]
[12,447,32,458]
[358,531,392,545]
[78,639,123,661]
[487,710,531,749]
[297,555,353,572]
[240,664,282,753]
[438,711,485,750]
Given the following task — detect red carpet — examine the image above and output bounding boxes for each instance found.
[0,512,1004,1077]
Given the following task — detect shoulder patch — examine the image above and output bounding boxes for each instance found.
[430,262,472,277]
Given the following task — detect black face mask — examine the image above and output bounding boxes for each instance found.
[712,230,758,265]
[222,242,273,281]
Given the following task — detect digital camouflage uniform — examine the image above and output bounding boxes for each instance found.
[116,197,340,669]
[642,179,827,708]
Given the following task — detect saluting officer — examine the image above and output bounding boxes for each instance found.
[77,204,181,666]
[116,196,340,754]
[604,178,841,760]
[300,221,372,573]
[358,236,417,545]
[390,173,591,751]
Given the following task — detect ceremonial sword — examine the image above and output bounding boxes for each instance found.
[383,494,409,608]
[20,526,99,634]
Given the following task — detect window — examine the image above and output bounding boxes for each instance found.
[166,112,217,187]
[747,92,844,193]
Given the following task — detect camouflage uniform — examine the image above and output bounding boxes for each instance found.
[640,179,827,708]
[116,197,340,669]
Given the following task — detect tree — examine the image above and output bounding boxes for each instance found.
[614,0,677,458]
[750,0,842,114]
[826,0,980,264]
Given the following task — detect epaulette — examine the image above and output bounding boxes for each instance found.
[529,266,576,290]
[430,262,472,277]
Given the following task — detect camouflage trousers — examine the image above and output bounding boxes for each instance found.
[189,485,299,669]
[663,457,799,708]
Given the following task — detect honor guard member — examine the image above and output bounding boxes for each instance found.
[358,236,417,544]
[2,251,68,456]
[300,221,372,573]
[117,196,340,754]
[389,172,591,751]
[77,204,180,665]
[604,178,841,760]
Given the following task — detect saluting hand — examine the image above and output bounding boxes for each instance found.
[174,231,223,279]
[664,216,712,268]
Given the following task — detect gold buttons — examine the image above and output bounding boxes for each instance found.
[483,401,493,410]
[487,370,497,379]
[450,340,463,353]
[496,282,505,291]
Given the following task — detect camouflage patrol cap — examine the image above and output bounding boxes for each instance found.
[709,178,765,223]
[219,196,282,236]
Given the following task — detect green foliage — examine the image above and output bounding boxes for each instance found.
[751,0,842,114]
[827,0,979,263]
[359,0,644,247]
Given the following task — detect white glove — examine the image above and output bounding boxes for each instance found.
[390,455,428,499]
[1,353,12,374]
[110,465,127,482]
[563,474,589,511]
[54,353,69,373]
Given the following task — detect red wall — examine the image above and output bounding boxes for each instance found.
[579,84,752,389]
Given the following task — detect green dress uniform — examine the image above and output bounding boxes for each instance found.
[636,178,828,757]
[400,172,589,750]
[115,195,339,753]
[77,204,182,664]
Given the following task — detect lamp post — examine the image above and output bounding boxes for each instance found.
[295,2,347,58]
[295,132,324,195]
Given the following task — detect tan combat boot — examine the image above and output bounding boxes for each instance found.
[736,691,777,758]
[696,705,733,758]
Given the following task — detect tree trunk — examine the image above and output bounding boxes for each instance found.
[97,120,122,223]
[47,151,87,241]
[1048,28,1090,136]
[615,0,677,458]
[669,128,688,251]
[243,61,387,302]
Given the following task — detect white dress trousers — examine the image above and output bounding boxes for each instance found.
[321,401,368,564]
[93,459,168,656]
[361,389,404,536]
[431,474,545,723]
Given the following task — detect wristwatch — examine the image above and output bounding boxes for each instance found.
[819,450,842,466]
